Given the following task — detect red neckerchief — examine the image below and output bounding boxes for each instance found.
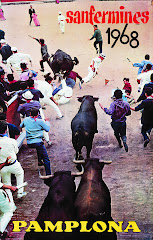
[29,87,35,89]
[26,99,32,103]
[99,56,104,61]
[22,68,29,72]
[30,116,38,122]
[9,80,17,84]
[147,95,153,100]
[142,69,151,73]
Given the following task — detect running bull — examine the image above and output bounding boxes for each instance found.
[50,49,79,79]
[74,158,117,240]
[71,95,98,160]
[24,170,83,240]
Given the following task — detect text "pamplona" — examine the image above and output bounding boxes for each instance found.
[13,221,141,233]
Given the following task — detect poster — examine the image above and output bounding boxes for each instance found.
[0,0,152,239]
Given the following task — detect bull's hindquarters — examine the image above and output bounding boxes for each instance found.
[72,132,94,160]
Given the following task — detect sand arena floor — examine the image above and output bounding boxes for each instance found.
[0,0,153,239]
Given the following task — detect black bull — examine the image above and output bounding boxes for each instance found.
[24,171,77,240]
[75,158,117,240]
[50,49,79,78]
[71,95,98,160]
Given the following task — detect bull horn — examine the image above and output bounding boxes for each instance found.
[71,166,84,177]
[38,169,54,179]
[39,175,54,179]
[73,159,85,164]
[99,160,112,164]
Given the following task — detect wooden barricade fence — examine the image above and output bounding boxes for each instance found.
[6,95,26,149]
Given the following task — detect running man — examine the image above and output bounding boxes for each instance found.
[33,38,50,72]
[89,25,103,54]
[80,53,105,87]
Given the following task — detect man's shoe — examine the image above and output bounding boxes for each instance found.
[79,81,82,89]
[17,192,27,199]
[144,139,150,147]
[96,49,99,54]
[123,142,128,152]
[40,69,44,72]
[47,141,52,146]
[146,132,150,140]
[38,160,44,166]
[119,143,123,148]
[79,80,84,89]
[0,230,8,238]
[56,115,64,120]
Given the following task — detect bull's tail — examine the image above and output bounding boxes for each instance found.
[73,128,89,147]
[73,57,79,65]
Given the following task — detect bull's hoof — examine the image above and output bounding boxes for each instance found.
[38,160,44,166]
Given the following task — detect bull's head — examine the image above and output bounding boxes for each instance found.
[39,168,84,180]
[73,158,112,172]
[39,170,84,194]
[77,95,99,102]
[73,158,112,164]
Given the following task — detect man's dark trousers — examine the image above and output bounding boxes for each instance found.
[111,121,127,145]
[141,124,152,141]
[28,142,51,175]
[94,40,102,53]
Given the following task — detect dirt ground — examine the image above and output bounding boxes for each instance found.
[0,0,153,239]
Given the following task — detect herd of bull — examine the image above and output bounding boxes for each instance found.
[24,96,117,240]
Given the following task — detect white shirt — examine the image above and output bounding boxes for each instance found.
[0,136,18,164]
[137,70,153,92]
[36,80,53,99]
[7,52,32,73]
[58,15,65,23]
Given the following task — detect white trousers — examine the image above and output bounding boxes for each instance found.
[83,67,95,83]
[57,96,71,105]
[39,108,50,143]
[60,21,65,33]
[0,195,15,233]
[40,97,62,118]
[0,161,24,198]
